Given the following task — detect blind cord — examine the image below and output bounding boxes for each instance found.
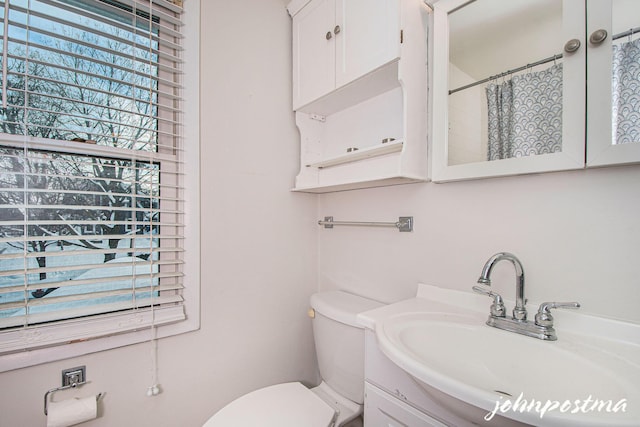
[144,0,160,398]
[1,0,9,109]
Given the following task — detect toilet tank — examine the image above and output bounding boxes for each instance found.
[310,291,383,405]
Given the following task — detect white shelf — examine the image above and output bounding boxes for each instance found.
[307,140,404,169]
[297,61,401,116]
[292,175,424,193]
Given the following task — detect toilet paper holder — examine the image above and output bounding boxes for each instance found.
[44,366,104,415]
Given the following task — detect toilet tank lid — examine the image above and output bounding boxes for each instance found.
[310,291,383,327]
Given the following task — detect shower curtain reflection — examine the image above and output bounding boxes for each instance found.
[486,64,563,161]
[612,37,640,145]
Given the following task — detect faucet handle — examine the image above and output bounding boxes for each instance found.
[472,286,506,317]
[534,302,581,327]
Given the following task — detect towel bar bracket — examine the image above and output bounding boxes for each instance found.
[397,216,413,232]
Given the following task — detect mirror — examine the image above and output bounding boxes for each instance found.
[448,0,563,165]
[587,0,640,166]
[432,0,640,182]
[431,0,586,182]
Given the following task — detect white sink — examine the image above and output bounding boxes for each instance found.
[361,285,640,427]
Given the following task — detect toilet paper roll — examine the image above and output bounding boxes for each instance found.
[47,395,98,427]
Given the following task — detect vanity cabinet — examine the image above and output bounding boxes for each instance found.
[287,0,429,193]
[365,383,447,427]
[363,331,477,427]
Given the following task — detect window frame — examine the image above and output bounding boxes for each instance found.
[0,0,200,372]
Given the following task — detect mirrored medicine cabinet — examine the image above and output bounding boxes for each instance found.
[431,0,640,182]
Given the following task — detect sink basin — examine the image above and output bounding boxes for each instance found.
[376,310,640,426]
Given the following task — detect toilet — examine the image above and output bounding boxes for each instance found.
[203,290,383,427]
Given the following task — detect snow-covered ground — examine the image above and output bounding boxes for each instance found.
[0,237,158,319]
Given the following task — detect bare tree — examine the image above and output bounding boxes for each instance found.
[0,21,161,298]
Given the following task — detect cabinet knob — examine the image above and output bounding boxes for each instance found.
[334,25,341,35]
[563,38,581,53]
[326,31,332,40]
[589,29,608,45]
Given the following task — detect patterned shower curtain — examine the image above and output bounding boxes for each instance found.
[486,64,563,161]
[612,37,640,145]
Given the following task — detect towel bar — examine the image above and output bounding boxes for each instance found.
[318,216,413,232]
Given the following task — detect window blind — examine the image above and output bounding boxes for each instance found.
[0,0,185,354]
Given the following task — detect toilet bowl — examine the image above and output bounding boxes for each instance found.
[202,382,336,427]
[203,291,383,427]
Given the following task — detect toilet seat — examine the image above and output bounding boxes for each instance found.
[203,382,336,427]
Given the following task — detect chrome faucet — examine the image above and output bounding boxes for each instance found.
[477,252,527,321]
[474,252,580,340]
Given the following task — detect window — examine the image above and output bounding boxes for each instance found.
[0,0,199,369]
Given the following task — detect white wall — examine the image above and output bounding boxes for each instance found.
[0,1,319,426]
[318,166,640,324]
[449,0,561,81]
[448,63,485,165]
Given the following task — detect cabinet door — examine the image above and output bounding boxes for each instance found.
[334,0,400,89]
[364,382,447,427]
[431,0,586,182]
[586,0,640,166]
[292,0,336,110]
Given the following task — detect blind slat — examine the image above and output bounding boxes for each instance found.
[25,284,184,308]
[0,136,184,163]
[6,44,182,88]
[0,296,185,330]
[6,23,184,67]
[0,234,184,245]
[1,219,182,227]
[0,272,184,295]
[0,151,184,171]
[0,139,180,162]
[10,0,183,43]
[0,257,183,278]
[6,64,183,105]
[0,247,184,261]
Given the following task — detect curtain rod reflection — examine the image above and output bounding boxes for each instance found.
[449,53,562,95]
[449,26,640,95]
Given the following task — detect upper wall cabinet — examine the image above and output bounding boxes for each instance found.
[431,0,640,183]
[292,0,401,110]
[288,0,430,193]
